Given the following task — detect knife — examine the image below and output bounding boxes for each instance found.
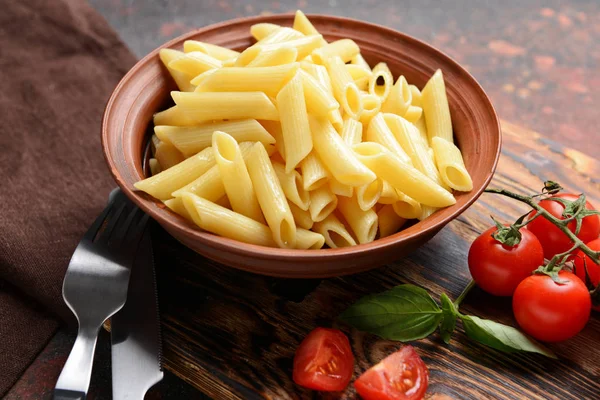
[111,227,163,399]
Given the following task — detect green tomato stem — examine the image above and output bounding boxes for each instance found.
[454,280,476,308]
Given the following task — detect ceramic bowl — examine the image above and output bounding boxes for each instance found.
[102,14,501,278]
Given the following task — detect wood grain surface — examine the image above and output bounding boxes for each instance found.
[153,120,600,399]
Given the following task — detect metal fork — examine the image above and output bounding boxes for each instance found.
[54,189,148,400]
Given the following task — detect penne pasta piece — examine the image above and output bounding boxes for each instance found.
[181,192,276,247]
[277,72,313,172]
[409,84,422,107]
[164,197,192,220]
[154,140,185,170]
[302,62,343,130]
[328,109,344,132]
[359,93,382,125]
[341,117,363,145]
[378,180,399,204]
[168,51,222,77]
[419,206,439,221]
[346,64,372,91]
[422,69,453,142]
[351,53,371,69]
[383,113,445,188]
[212,131,265,223]
[329,179,354,198]
[431,136,473,192]
[300,152,330,191]
[259,120,285,160]
[338,196,378,244]
[235,35,324,66]
[250,23,281,41]
[324,56,363,119]
[159,49,195,92]
[293,10,328,46]
[413,116,430,145]
[381,75,411,116]
[155,119,275,157]
[404,105,423,123]
[149,158,162,176]
[310,116,376,186]
[377,204,407,238]
[221,57,237,67]
[153,105,197,127]
[366,113,412,165]
[272,161,311,210]
[289,202,314,230]
[246,143,297,248]
[353,142,456,207]
[298,70,339,116]
[393,191,422,219]
[369,62,393,103]
[356,179,383,211]
[309,186,338,222]
[247,46,298,67]
[172,91,279,122]
[215,196,231,209]
[183,40,240,61]
[134,146,216,200]
[257,27,304,44]
[313,214,357,248]
[191,63,299,96]
[295,229,325,250]
[312,39,360,64]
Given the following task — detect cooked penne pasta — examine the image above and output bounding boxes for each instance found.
[298,70,339,116]
[419,206,439,221]
[153,105,197,127]
[312,214,357,248]
[134,146,216,200]
[183,40,240,61]
[377,204,407,238]
[300,152,330,191]
[246,143,297,248]
[295,228,325,249]
[351,53,371,70]
[181,192,276,247]
[310,116,376,186]
[172,91,279,122]
[250,23,281,41]
[260,120,286,160]
[353,142,456,207]
[277,72,313,172]
[293,10,327,46]
[341,117,363,145]
[247,46,298,67]
[381,75,411,116]
[164,197,192,220]
[409,84,422,107]
[324,56,363,119]
[356,179,383,211]
[159,49,195,92]
[431,136,473,192]
[168,51,222,77]
[366,113,412,165]
[272,161,310,210]
[149,158,161,176]
[346,64,372,91]
[329,179,354,198]
[309,185,338,222]
[312,39,360,64]
[215,196,232,209]
[413,116,429,145]
[257,27,304,44]
[328,109,344,132]
[289,202,314,230]
[404,105,423,123]
[393,191,422,219]
[422,69,453,142]
[213,131,265,223]
[155,119,275,157]
[338,196,378,244]
[191,63,298,96]
[369,62,393,102]
[154,140,185,170]
[236,35,324,66]
[359,93,382,124]
[378,180,400,204]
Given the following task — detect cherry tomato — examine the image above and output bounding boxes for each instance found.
[573,238,600,310]
[293,327,354,391]
[468,226,544,296]
[527,193,600,259]
[354,346,428,400]
[513,271,591,342]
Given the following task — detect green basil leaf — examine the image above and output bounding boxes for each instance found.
[439,293,457,344]
[339,285,443,342]
[461,315,557,358]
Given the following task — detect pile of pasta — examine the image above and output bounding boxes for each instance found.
[135,10,473,250]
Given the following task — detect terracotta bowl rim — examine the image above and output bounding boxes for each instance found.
[102,13,502,261]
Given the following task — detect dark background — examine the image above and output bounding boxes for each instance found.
[6,0,599,398]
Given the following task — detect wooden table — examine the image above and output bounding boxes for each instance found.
[152,121,600,399]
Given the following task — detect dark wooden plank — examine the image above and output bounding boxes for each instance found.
[154,121,600,400]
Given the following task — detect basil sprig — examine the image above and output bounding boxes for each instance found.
[339,284,556,358]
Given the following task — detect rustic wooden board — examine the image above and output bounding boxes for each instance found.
[153,120,600,400]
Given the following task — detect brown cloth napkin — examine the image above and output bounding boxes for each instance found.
[0,0,136,395]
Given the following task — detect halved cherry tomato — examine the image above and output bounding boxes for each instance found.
[527,193,600,259]
[573,238,600,311]
[354,346,428,400]
[513,271,591,342]
[468,226,544,296]
[293,327,354,391]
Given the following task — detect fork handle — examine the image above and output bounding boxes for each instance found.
[54,325,101,400]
